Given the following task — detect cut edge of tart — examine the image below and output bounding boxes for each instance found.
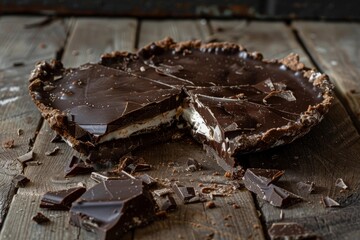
[28,37,334,171]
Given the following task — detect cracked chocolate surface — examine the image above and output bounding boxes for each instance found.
[29,37,333,170]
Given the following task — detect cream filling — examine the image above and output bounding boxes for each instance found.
[98,109,177,143]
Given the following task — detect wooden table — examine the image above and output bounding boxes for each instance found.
[0,16,360,240]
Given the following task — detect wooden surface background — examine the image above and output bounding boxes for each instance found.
[0,16,359,239]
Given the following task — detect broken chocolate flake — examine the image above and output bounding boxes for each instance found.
[243,169,301,207]
[17,150,34,163]
[138,174,157,186]
[40,187,86,210]
[32,212,50,224]
[65,156,93,177]
[2,139,15,149]
[50,134,64,143]
[296,181,315,194]
[335,178,348,190]
[186,158,202,172]
[126,163,151,173]
[172,183,197,204]
[45,146,60,156]
[12,174,30,188]
[322,196,340,208]
[153,188,173,197]
[90,171,133,183]
[247,168,285,185]
[263,90,296,104]
[159,195,177,212]
[268,222,319,240]
[70,179,156,240]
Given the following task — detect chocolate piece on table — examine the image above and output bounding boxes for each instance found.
[90,170,132,182]
[138,174,157,186]
[17,150,34,164]
[243,169,301,207]
[296,181,315,194]
[125,163,151,174]
[29,38,333,171]
[172,183,197,204]
[322,196,340,208]
[153,188,173,197]
[40,187,86,210]
[159,195,177,212]
[335,178,348,190]
[268,222,319,240]
[70,179,156,240]
[12,174,30,188]
[247,168,284,185]
[51,134,64,143]
[65,156,93,177]
[32,212,50,224]
[186,158,202,172]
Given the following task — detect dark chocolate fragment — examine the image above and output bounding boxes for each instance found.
[296,181,315,194]
[65,156,93,177]
[153,188,173,197]
[70,179,156,240]
[17,150,34,164]
[159,195,177,212]
[247,168,284,185]
[12,174,30,188]
[186,158,202,172]
[268,222,320,240]
[205,201,216,209]
[32,212,50,224]
[45,146,60,156]
[243,169,301,207]
[335,178,348,190]
[172,183,197,204]
[90,171,133,183]
[322,196,340,208]
[17,128,24,136]
[126,163,151,174]
[40,187,86,210]
[138,174,157,186]
[51,134,64,143]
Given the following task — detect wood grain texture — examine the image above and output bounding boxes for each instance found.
[293,22,360,128]
[0,16,70,226]
[210,20,360,239]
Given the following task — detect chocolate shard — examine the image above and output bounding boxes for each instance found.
[138,174,157,186]
[126,163,151,174]
[172,183,197,204]
[90,171,133,183]
[32,212,50,224]
[243,169,301,207]
[322,196,340,208]
[153,188,173,197]
[40,187,86,210]
[335,178,348,190]
[45,146,60,156]
[186,158,202,172]
[268,222,320,240]
[159,195,177,212]
[12,174,30,188]
[296,181,315,194]
[51,134,64,143]
[247,168,285,185]
[65,156,94,177]
[70,179,156,240]
[17,150,34,163]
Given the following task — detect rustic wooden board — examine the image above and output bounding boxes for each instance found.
[0,18,138,240]
[0,16,70,226]
[293,22,360,129]
[210,20,360,239]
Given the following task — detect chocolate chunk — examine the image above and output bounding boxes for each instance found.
[70,179,156,239]
[50,134,64,143]
[45,146,60,156]
[126,163,151,174]
[335,178,348,190]
[186,158,202,172]
[29,38,333,171]
[12,174,30,188]
[268,222,319,240]
[153,188,173,197]
[138,174,157,186]
[17,150,34,164]
[296,181,315,194]
[65,156,93,177]
[322,196,340,208]
[159,195,177,212]
[243,169,301,207]
[90,171,133,182]
[17,128,24,136]
[247,168,285,185]
[32,212,50,224]
[205,201,216,209]
[40,187,86,210]
[172,183,197,204]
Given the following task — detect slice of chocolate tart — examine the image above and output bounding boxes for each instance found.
[29,37,333,171]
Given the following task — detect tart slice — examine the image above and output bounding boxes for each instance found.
[29,38,333,171]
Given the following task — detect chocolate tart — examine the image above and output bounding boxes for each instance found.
[28,38,333,171]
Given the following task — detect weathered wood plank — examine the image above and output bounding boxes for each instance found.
[0,16,70,226]
[0,18,137,240]
[210,20,360,239]
[134,20,265,240]
[293,22,360,128]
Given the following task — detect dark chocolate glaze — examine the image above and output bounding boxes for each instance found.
[29,38,333,170]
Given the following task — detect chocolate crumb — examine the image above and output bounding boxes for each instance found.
[17,129,24,136]
[297,181,315,194]
[45,146,60,156]
[12,174,30,188]
[2,139,15,149]
[335,178,348,190]
[205,201,216,209]
[232,203,240,209]
[32,212,50,224]
[13,62,25,67]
